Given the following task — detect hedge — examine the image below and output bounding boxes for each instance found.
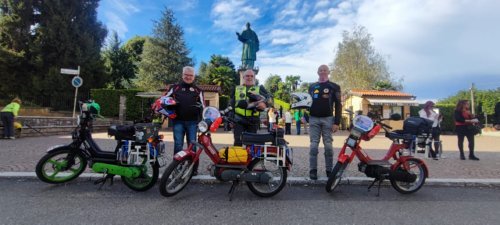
[273,98,290,110]
[91,89,151,121]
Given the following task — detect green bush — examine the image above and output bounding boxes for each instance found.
[273,98,290,110]
[91,89,149,121]
[435,104,456,133]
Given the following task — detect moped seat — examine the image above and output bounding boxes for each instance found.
[241,132,274,145]
[108,125,135,140]
[386,132,414,141]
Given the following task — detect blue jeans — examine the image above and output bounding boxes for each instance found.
[309,116,334,171]
[173,120,198,154]
[296,120,301,135]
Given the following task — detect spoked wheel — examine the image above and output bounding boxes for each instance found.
[122,158,159,192]
[246,157,287,197]
[325,162,348,193]
[390,158,427,194]
[36,148,87,184]
[159,158,194,197]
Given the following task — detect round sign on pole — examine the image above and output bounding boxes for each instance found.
[72,76,83,88]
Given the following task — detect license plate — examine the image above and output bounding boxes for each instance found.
[346,138,357,148]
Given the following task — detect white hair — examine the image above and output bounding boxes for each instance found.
[183,66,195,76]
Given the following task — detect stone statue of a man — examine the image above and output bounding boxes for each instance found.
[236,22,259,69]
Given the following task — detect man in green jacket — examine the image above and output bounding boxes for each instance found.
[1,97,22,139]
[294,109,303,135]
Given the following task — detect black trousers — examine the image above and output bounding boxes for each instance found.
[233,115,260,146]
[456,125,475,157]
[285,123,291,134]
[1,112,14,138]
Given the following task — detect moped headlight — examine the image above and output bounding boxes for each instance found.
[350,128,362,138]
[198,121,208,133]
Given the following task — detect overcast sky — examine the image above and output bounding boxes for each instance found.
[97,0,500,102]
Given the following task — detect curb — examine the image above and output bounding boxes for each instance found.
[2,172,500,188]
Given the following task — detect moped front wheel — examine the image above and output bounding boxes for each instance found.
[390,158,426,194]
[246,157,287,198]
[122,160,159,192]
[159,158,194,197]
[35,148,87,184]
[325,162,347,193]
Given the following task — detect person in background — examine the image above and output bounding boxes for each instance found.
[284,110,292,135]
[294,109,303,135]
[1,97,22,139]
[279,106,283,119]
[268,107,276,131]
[454,100,480,160]
[308,64,342,180]
[418,101,442,159]
[303,110,310,134]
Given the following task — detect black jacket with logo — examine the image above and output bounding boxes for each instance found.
[166,81,204,121]
[308,81,342,125]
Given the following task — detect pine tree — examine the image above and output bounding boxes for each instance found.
[136,7,192,91]
[32,0,107,109]
[103,31,135,89]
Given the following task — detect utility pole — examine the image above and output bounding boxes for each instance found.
[470,83,475,114]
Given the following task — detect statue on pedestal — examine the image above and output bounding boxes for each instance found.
[236,22,259,70]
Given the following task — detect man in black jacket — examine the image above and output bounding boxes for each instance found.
[166,66,204,156]
[308,65,342,180]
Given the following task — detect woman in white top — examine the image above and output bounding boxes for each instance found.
[418,101,442,159]
[268,107,276,131]
[284,110,292,134]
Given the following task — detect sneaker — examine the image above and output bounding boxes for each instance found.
[309,169,318,180]
[8,137,15,140]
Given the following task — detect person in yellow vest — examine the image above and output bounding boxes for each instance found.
[1,97,22,139]
[230,69,270,146]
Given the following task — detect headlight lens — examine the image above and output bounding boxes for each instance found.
[198,121,208,132]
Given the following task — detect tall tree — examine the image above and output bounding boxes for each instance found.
[331,26,402,91]
[197,54,237,95]
[122,35,145,76]
[136,7,192,91]
[0,0,36,98]
[102,31,135,89]
[438,88,500,115]
[264,74,282,94]
[32,0,107,109]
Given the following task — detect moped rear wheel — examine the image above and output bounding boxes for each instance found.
[36,148,87,184]
[325,162,347,193]
[122,160,159,192]
[246,157,287,197]
[159,158,194,197]
[390,158,426,194]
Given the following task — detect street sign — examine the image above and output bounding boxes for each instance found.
[61,67,80,75]
[72,76,83,88]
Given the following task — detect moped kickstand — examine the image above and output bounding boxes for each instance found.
[94,171,115,190]
[367,178,383,197]
[228,180,240,201]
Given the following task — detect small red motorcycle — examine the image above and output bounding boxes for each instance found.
[326,111,429,196]
[159,106,293,200]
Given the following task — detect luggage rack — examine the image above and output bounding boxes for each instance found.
[248,144,291,167]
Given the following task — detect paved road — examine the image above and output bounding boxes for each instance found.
[1,131,499,180]
[0,179,499,225]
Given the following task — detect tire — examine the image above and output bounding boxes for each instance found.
[325,162,347,193]
[35,148,87,184]
[158,158,194,197]
[122,160,159,192]
[246,157,287,198]
[390,158,426,194]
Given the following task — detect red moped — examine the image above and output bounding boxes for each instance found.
[159,106,293,200]
[326,111,429,196]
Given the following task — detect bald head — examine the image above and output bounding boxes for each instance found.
[317,64,330,82]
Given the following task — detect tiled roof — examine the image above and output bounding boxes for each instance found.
[350,89,414,97]
[160,84,221,93]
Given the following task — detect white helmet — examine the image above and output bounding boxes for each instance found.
[291,92,312,109]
